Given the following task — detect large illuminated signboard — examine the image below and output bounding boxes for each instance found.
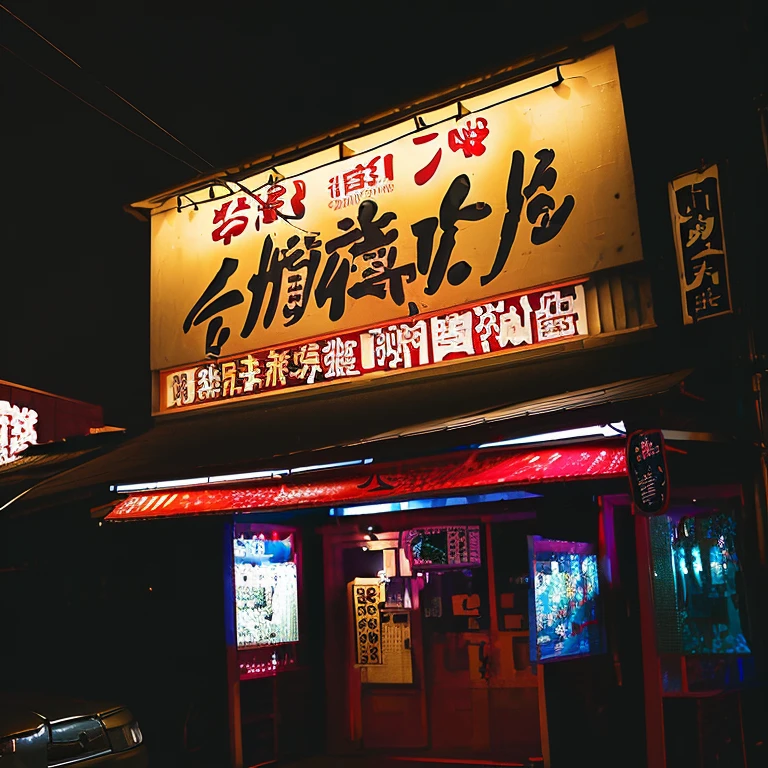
[161,283,588,412]
[149,47,642,413]
[233,532,299,648]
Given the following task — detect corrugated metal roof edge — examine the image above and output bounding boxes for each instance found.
[358,369,694,442]
[4,366,690,517]
[0,434,129,515]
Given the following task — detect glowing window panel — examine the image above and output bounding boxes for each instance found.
[529,537,606,663]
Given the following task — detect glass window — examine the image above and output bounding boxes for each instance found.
[650,506,751,656]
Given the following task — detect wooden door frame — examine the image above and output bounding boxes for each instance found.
[322,526,432,752]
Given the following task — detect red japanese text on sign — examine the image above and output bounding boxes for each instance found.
[328,154,395,210]
[211,182,307,243]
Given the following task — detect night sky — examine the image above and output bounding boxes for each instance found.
[0,1,734,430]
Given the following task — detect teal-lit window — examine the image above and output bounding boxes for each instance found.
[650,506,751,657]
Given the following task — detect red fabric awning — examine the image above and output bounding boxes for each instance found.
[106,441,627,520]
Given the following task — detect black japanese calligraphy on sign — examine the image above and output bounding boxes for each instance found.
[183,148,577,358]
[328,199,418,307]
[357,474,397,492]
[241,233,322,336]
[183,257,245,357]
[353,583,383,666]
[482,148,575,286]
[670,166,732,324]
[412,174,492,295]
[626,430,669,516]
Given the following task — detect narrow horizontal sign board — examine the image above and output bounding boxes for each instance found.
[159,282,587,413]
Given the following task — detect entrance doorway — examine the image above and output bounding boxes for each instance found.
[420,519,540,758]
[323,509,543,762]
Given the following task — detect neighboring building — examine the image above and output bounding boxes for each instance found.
[9,9,768,768]
[0,379,123,511]
[0,382,126,720]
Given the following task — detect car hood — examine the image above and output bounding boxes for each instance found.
[0,705,45,739]
[0,692,124,726]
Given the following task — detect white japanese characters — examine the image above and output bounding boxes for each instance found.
[162,285,588,411]
[0,401,38,465]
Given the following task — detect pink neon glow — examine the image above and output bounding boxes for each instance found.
[106,443,627,521]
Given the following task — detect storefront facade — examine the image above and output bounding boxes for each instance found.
[134,39,653,766]
[14,12,768,768]
[101,384,764,767]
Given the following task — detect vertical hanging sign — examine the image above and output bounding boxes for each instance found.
[626,429,670,516]
[669,163,732,324]
[0,401,38,465]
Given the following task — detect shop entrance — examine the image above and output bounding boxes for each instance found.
[420,520,540,757]
[323,508,543,762]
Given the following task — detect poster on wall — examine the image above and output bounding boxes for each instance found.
[234,533,299,648]
[402,525,482,569]
[528,537,605,663]
[360,611,414,684]
[626,429,670,516]
[352,578,384,665]
[669,163,732,324]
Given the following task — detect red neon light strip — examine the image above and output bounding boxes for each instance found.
[106,443,627,521]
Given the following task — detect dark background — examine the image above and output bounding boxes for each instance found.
[3,6,768,765]
[1,0,727,431]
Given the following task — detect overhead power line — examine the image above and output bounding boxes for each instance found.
[1,43,204,173]
[0,3,215,172]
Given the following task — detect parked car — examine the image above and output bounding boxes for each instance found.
[0,693,147,767]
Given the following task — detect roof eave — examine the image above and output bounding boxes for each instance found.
[127,11,648,213]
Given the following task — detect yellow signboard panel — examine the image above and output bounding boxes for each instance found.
[150,46,641,371]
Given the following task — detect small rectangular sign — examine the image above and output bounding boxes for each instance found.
[353,579,384,666]
[626,429,670,516]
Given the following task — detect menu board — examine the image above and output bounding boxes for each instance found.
[402,525,482,569]
[352,579,384,665]
[627,429,670,516]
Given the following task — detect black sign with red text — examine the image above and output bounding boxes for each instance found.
[627,429,669,516]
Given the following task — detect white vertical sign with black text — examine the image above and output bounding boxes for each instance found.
[669,163,732,324]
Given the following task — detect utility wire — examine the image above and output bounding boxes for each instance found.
[0,3,215,170]
[1,43,204,173]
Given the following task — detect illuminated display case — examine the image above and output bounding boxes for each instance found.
[230,523,313,768]
[528,537,605,663]
[234,527,299,650]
